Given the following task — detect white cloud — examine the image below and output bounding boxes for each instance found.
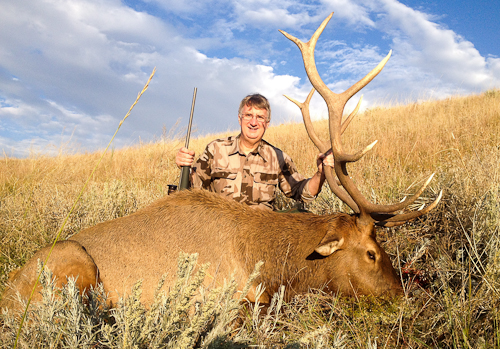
[488,56,500,85]
[320,0,375,28]
[142,0,225,15]
[0,0,176,156]
[292,0,500,113]
[0,0,498,157]
[0,99,39,118]
[376,0,499,90]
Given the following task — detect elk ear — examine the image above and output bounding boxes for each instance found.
[314,237,345,256]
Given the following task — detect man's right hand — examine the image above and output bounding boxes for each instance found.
[176,147,195,167]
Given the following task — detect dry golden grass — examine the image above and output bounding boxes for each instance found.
[1,89,499,348]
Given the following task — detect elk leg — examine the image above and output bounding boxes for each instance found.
[0,240,100,314]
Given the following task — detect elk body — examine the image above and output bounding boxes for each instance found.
[0,13,441,313]
[1,189,403,312]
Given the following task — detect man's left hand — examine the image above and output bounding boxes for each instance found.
[316,151,334,175]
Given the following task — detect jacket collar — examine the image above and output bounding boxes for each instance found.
[229,134,269,162]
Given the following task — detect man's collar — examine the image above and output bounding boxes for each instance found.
[228,135,242,156]
[230,135,269,162]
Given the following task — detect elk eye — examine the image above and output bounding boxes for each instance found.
[367,251,376,261]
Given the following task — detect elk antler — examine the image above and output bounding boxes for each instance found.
[280,13,442,227]
[284,88,363,212]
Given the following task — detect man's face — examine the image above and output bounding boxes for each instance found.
[238,104,269,144]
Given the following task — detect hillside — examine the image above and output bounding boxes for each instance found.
[1,90,499,348]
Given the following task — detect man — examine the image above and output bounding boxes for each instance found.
[176,93,334,210]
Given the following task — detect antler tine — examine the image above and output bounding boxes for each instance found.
[350,140,378,163]
[284,88,329,153]
[279,13,337,112]
[285,88,363,152]
[284,88,360,212]
[341,51,392,102]
[341,96,363,134]
[364,173,438,214]
[374,190,443,227]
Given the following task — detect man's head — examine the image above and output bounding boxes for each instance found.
[238,94,271,122]
[238,94,271,148]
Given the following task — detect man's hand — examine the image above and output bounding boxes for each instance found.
[176,147,195,168]
[307,151,335,197]
[316,150,334,175]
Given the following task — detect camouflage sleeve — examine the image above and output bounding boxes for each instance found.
[276,150,316,203]
[190,144,214,189]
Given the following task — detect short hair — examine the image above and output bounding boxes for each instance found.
[238,94,271,122]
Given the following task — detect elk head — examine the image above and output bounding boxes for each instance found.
[280,13,442,293]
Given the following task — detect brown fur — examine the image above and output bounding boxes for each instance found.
[0,189,402,312]
[1,240,100,312]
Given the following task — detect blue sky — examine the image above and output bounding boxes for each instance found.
[1,0,499,157]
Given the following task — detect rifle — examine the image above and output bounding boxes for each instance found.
[178,87,197,191]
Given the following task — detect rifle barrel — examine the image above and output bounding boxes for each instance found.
[179,87,197,190]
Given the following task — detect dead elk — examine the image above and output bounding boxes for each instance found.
[2,189,404,312]
[0,13,441,313]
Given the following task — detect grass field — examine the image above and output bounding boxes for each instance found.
[1,89,499,348]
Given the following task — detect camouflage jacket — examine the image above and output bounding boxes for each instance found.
[190,135,316,210]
